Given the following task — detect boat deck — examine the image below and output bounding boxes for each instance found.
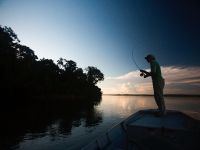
[127,110,198,129]
[82,109,200,150]
[126,110,199,150]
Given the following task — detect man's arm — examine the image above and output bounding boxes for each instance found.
[140,69,148,74]
[140,69,151,78]
[143,73,151,78]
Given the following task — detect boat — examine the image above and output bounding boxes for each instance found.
[81,109,200,150]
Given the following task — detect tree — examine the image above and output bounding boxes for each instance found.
[65,60,77,73]
[57,58,77,72]
[0,26,20,96]
[0,26,19,66]
[0,26,19,50]
[57,58,64,70]
[0,25,104,99]
[16,45,38,62]
[74,68,87,81]
[86,66,104,85]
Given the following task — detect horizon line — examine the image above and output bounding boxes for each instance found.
[103,94,200,97]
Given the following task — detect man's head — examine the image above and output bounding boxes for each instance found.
[145,54,155,63]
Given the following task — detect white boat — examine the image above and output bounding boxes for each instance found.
[81,109,200,150]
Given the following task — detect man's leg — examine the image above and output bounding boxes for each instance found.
[153,79,166,115]
[157,79,165,114]
[154,91,162,111]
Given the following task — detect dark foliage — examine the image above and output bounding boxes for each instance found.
[0,25,104,102]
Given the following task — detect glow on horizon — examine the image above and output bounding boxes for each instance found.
[98,66,200,95]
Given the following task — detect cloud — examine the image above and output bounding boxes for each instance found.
[98,66,200,95]
[106,71,140,80]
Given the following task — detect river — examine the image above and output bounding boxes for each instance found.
[1,96,200,150]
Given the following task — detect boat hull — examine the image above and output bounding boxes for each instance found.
[81,109,200,150]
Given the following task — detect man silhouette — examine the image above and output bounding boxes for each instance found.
[140,54,166,116]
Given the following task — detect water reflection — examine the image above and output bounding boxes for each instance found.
[99,95,200,119]
[99,96,156,118]
[0,98,102,150]
[1,96,200,150]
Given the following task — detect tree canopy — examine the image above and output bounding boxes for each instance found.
[0,25,104,100]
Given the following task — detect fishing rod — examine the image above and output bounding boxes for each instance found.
[131,49,145,77]
[131,49,141,70]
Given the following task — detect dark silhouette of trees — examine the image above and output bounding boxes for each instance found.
[86,66,104,85]
[0,25,104,102]
[0,25,104,150]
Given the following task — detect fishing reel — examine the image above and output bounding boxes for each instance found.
[140,72,144,77]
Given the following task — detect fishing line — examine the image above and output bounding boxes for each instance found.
[131,49,141,70]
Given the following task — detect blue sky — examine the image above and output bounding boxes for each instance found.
[0,0,200,94]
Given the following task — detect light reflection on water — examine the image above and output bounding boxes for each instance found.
[7,96,200,150]
[98,96,200,119]
[97,96,156,119]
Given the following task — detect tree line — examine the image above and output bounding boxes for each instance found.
[0,25,104,101]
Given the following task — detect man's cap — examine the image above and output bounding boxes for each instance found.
[145,54,155,60]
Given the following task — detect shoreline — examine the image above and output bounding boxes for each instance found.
[103,94,200,97]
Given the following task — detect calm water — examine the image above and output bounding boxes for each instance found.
[2,96,200,150]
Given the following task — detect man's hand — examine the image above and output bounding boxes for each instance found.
[140,69,149,74]
[140,69,151,78]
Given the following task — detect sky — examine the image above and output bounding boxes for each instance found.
[0,0,200,94]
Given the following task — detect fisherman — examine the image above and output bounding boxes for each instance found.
[140,54,166,116]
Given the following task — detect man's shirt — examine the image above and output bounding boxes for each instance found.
[150,60,164,81]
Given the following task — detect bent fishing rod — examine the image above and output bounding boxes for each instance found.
[131,50,145,77]
[131,49,141,70]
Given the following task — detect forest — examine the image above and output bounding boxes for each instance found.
[0,25,104,105]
